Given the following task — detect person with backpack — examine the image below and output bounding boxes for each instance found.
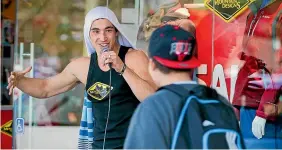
[124,24,245,149]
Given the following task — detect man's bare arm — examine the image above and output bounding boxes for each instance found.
[123,49,157,101]
[8,58,87,98]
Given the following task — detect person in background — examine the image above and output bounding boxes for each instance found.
[264,99,282,116]
[136,1,189,52]
[232,0,282,149]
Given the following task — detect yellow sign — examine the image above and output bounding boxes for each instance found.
[87,82,113,100]
[1,120,12,137]
[204,0,253,22]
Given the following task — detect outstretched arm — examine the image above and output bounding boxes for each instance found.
[7,59,83,98]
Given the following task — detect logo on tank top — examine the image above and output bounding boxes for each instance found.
[87,82,113,100]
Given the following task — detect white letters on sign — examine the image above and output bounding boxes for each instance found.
[195,64,239,102]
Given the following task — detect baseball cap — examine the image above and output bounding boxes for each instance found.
[148,25,201,69]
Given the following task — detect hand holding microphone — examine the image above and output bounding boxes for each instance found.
[101,46,125,74]
[102,46,112,69]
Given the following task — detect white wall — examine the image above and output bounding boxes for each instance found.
[16,126,79,149]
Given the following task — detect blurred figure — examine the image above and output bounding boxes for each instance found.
[232,0,282,149]
[193,9,243,86]
[1,66,11,105]
[136,1,187,51]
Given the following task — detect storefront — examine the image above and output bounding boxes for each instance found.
[1,0,281,149]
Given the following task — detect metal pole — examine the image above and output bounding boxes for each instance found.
[18,43,24,118]
[28,43,35,149]
[135,0,140,25]
[139,0,144,26]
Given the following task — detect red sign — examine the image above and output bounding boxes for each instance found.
[1,106,13,149]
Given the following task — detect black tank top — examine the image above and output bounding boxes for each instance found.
[85,46,140,149]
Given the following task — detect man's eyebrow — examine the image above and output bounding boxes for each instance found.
[105,26,115,30]
[90,26,115,31]
[90,27,99,31]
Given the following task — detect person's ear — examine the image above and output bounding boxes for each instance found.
[148,58,157,71]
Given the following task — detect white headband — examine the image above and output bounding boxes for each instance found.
[84,6,135,56]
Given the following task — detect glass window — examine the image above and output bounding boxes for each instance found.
[5,0,281,149]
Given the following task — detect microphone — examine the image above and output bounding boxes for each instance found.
[102,46,112,68]
[102,45,113,149]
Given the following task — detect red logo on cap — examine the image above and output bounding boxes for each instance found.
[170,41,192,61]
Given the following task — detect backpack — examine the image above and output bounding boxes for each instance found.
[159,84,245,149]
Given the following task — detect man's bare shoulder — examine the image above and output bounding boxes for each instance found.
[66,57,90,72]
[70,56,90,62]
[126,48,148,62]
[125,48,150,72]
[64,56,90,84]
[70,56,90,64]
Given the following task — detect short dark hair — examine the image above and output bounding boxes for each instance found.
[151,58,192,74]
